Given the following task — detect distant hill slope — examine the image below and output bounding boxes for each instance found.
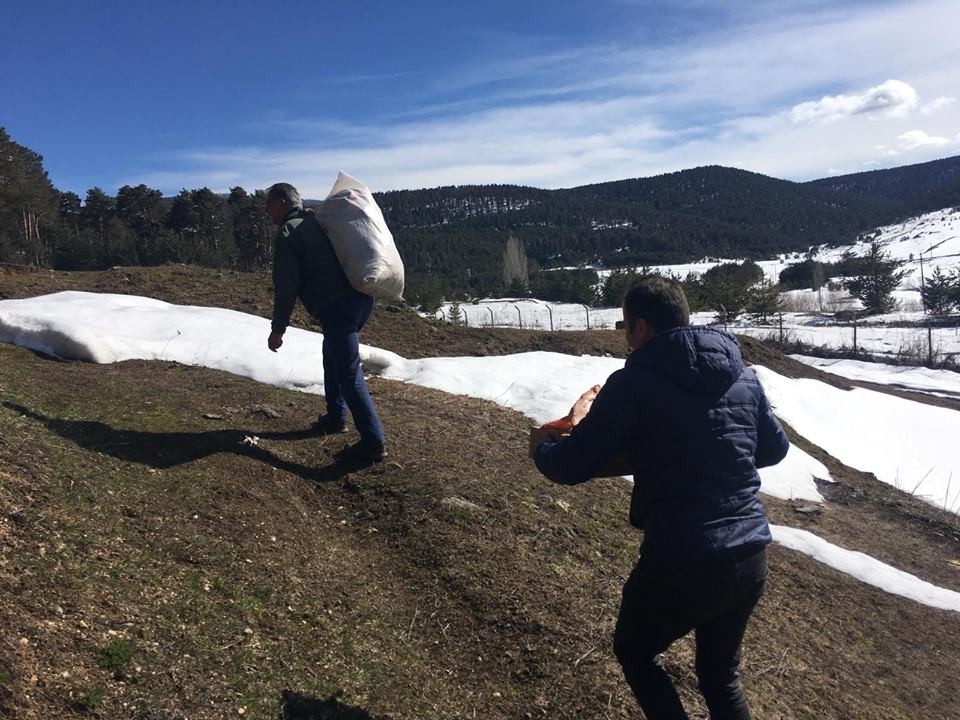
[805,154,960,215]
[351,157,960,296]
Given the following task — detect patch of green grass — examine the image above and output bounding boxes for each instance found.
[97,638,134,677]
[71,683,106,714]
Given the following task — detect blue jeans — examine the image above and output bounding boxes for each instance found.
[613,546,768,720]
[319,291,385,445]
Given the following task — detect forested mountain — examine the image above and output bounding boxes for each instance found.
[379,167,893,283]
[375,162,957,298]
[2,125,958,304]
[805,154,960,217]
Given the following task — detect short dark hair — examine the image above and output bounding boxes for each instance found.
[266,182,302,208]
[622,276,690,334]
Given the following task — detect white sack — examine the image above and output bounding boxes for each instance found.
[317,171,405,301]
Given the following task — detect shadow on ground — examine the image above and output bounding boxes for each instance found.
[2,401,374,483]
[280,691,391,720]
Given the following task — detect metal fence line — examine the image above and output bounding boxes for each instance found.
[436,302,960,368]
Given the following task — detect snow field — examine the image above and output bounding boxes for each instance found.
[439,207,960,361]
[2,291,959,612]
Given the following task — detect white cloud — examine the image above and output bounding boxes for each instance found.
[131,0,960,193]
[898,130,951,150]
[920,96,956,115]
[789,80,919,125]
[140,100,674,195]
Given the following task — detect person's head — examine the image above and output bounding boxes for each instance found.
[620,276,690,350]
[265,183,303,225]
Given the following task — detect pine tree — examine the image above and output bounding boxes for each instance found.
[448,300,463,325]
[747,278,784,323]
[166,190,198,263]
[190,188,234,266]
[0,128,59,265]
[51,191,87,269]
[700,262,761,323]
[79,187,136,267]
[229,187,272,271]
[921,266,955,315]
[167,189,234,266]
[843,240,907,315]
[528,269,598,304]
[116,184,168,265]
[600,267,644,306]
[680,273,706,313]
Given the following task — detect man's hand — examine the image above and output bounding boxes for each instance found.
[268,331,284,352]
[529,425,561,459]
[568,384,601,426]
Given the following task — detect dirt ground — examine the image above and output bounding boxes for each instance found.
[1,266,959,719]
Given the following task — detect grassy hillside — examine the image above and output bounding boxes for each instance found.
[1,267,959,719]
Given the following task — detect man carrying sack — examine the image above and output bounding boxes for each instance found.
[266,181,387,462]
[530,276,789,720]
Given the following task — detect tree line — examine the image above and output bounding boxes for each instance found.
[1,128,275,273]
[523,238,935,322]
[0,128,533,306]
[3,126,957,316]
[514,261,781,324]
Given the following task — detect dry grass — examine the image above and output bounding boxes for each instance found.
[1,266,959,719]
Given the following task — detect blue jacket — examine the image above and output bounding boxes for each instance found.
[534,326,789,564]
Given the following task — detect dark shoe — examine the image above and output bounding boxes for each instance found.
[338,439,387,462]
[313,414,348,435]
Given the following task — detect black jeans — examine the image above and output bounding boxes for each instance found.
[613,546,768,720]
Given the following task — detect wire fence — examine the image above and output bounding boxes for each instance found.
[731,314,960,368]
[435,302,960,369]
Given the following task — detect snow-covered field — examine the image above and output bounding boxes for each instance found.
[439,207,960,362]
[816,207,960,290]
[2,291,959,612]
[722,205,960,360]
[791,355,960,399]
[731,316,960,361]
[442,298,960,362]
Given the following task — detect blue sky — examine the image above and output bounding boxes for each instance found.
[2,0,958,197]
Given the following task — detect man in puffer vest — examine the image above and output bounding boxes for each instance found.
[530,276,789,720]
[266,182,386,462]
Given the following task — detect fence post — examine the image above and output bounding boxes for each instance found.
[514,304,522,328]
[778,313,784,345]
[852,316,858,358]
[928,324,934,366]
[487,306,494,328]
[583,305,591,330]
[546,304,554,331]
[462,310,469,327]
[919,251,926,313]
